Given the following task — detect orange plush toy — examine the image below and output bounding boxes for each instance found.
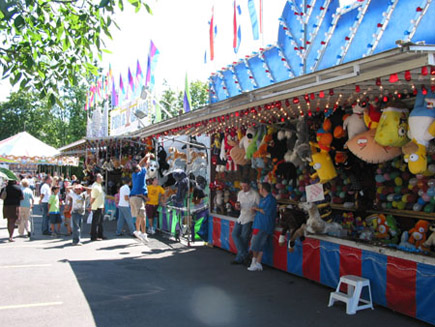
[408,220,430,249]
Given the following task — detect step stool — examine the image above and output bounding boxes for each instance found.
[328,275,374,315]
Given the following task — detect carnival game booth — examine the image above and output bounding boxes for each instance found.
[58,135,211,239]
[132,49,435,327]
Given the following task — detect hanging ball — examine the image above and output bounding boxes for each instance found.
[424,203,434,213]
[394,177,403,186]
[413,203,423,211]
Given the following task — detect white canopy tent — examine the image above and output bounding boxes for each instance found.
[0,131,59,159]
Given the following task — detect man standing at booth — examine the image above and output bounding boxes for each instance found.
[130,153,151,243]
[248,182,277,272]
[40,175,52,235]
[231,179,260,265]
[90,173,105,241]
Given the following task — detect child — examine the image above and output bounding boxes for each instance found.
[145,178,165,235]
[63,197,72,236]
[48,186,62,236]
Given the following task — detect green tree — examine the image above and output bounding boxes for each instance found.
[0,85,87,147]
[0,0,151,105]
[187,80,209,110]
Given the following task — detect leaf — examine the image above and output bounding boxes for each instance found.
[14,15,25,29]
[49,93,56,107]
[118,0,124,11]
[144,3,152,14]
[99,0,110,8]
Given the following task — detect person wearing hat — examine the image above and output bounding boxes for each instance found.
[90,173,105,241]
[130,153,152,242]
[67,184,88,245]
[231,178,260,265]
[116,177,135,237]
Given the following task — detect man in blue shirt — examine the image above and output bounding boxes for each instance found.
[130,153,152,243]
[248,182,277,272]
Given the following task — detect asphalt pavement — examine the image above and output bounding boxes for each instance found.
[0,201,429,327]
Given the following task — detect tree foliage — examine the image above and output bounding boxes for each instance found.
[0,84,88,147]
[0,0,151,105]
[158,79,209,121]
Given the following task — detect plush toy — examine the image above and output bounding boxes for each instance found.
[239,127,257,159]
[374,214,400,244]
[268,131,288,162]
[220,130,239,171]
[146,160,159,179]
[157,146,170,178]
[213,190,224,214]
[346,129,402,163]
[309,142,338,184]
[343,104,368,140]
[374,101,410,147]
[171,169,189,208]
[276,161,297,188]
[403,90,435,174]
[407,220,430,249]
[299,201,343,235]
[278,205,307,252]
[294,117,312,162]
[422,222,435,251]
[363,104,382,130]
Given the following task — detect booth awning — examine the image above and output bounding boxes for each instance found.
[0,131,59,158]
[131,45,435,138]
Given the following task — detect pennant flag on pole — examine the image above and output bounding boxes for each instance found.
[209,6,215,61]
[127,67,134,92]
[233,1,237,49]
[234,3,242,54]
[145,40,160,91]
[248,0,259,40]
[111,76,118,107]
[119,74,125,94]
[183,73,192,113]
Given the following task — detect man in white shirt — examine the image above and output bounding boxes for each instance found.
[39,176,52,235]
[231,179,260,265]
[116,177,136,236]
[90,173,105,241]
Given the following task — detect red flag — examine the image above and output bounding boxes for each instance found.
[209,6,215,61]
[233,1,237,49]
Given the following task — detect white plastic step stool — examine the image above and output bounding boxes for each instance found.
[328,275,374,315]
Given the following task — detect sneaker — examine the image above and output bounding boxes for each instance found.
[51,232,57,237]
[133,231,141,239]
[27,232,31,238]
[150,227,156,235]
[72,242,83,246]
[147,227,153,235]
[140,232,149,243]
[247,262,263,272]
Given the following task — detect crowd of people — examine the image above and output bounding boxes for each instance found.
[1,154,169,246]
[2,156,277,273]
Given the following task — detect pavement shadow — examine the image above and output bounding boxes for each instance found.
[66,246,426,327]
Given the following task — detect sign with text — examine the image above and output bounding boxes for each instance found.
[306,183,325,203]
[109,98,151,136]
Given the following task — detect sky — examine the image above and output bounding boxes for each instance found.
[0,0,354,101]
[101,0,288,95]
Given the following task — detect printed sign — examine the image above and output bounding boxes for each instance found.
[305,183,325,203]
[110,98,151,136]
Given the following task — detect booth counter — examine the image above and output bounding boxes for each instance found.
[207,214,435,325]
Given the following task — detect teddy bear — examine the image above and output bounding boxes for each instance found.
[407,220,430,249]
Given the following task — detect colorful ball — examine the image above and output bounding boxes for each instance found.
[413,203,423,211]
[394,177,403,186]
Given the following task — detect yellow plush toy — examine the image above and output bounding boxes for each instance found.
[309,142,337,184]
[375,101,410,147]
[403,90,435,174]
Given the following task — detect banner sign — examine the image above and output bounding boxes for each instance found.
[110,98,151,136]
